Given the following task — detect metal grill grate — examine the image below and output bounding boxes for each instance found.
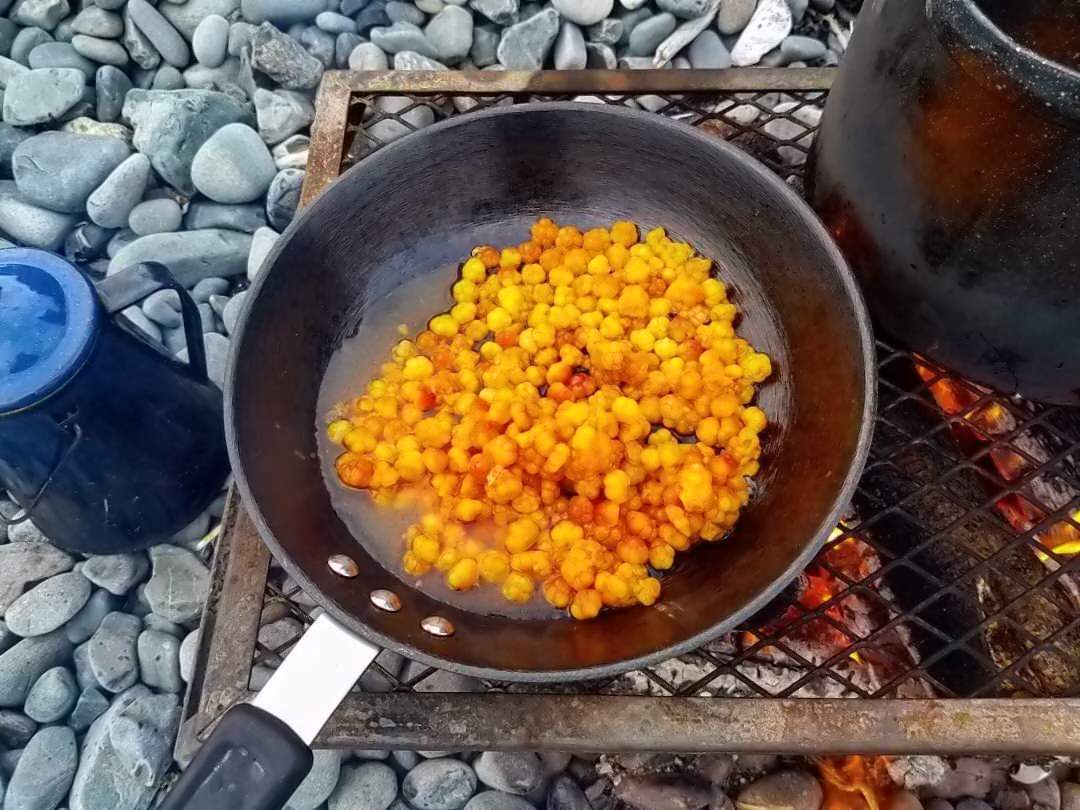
[177,70,1080,759]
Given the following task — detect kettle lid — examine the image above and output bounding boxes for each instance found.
[0,248,101,414]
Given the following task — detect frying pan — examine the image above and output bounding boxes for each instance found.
[161,103,875,810]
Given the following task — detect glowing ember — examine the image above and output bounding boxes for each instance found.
[817,756,895,810]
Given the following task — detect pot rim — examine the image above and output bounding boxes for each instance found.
[928,0,1080,128]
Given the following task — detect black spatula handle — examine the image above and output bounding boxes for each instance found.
[158,704,313,810]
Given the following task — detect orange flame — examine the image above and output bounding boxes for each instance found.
[817,756,895,810]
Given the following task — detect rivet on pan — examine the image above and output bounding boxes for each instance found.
[421,616,455,637]
[328,554,359,578]
[370,589,402,612]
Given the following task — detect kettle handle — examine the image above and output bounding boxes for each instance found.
[0,419,82,527]
[95,262,208,383]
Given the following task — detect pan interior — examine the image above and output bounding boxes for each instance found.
[229,104,873,680]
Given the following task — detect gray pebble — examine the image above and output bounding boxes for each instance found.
[144,544,210,622]
[552,0,611,26]
[737,770,823,810]
[785,0,807,22]
[584,40,614,67]
[228,20,258,55]
[657,0,707,17]
[72,6,123,37]
[585,17,620,43]
[466,792,534,810]
[469,23,498,64]
[497,7,558,68]
[370,21,437,57]
[0,711,36,748]
[66,686,107,732]
[474,753,544,796]
[120,306,163,344]
[122,5,162,70]
[11,27,53,65]
[3,67,84,125]
[318,10,357,32]
[386,0,426,25]
[425,5,472,61]
[81,553,150,596]
[151,64,185,89]
[0,621,14,655]
[355,1,391,32]
[0,184,77,248]
[126,0,190,66]
[300,24,336,66]
[250,21,325,89]
[5,726,76,810]
[143,289,183,328]
[403,759,476,810]
[0,54,29,87]
[65,589,118,644]
[72,642,97,691]
[185,201,267,232]
[87,611,141,693]
[200,301,218,332]
[546,776,589,810]
[779,33,825,62]
[208,293,230,318]
[0,631,73,707]
[94,64,130,122]
[470,0,516,24]
[12,0,70,30]
[353,750,392,761]
[265,167,303,229]
[193,14,231,67]
[254,87,315,144]
[688,28,730,67]
[221,289,247,334]
[628,11,675,55]
[349,41,389,69]
[193,277,230,302]
[335,31,363,66]
[129,198,183,235]
[191,122,275,203]
[285,749,343,810]
[178,628,198,683]
[553,20,585,69]
[137,629,183,692]
[241,0,326,25]
[393,48,446,69]
[392,751,421,770]
[23,666,77,723]
[6,572,90,638]
[716,0,755,35]
[0,19,19,59]
[416,0,444,15]
[0,747,22,777]
[329,762,399,810]
[246,225,279,281]
[157,0,241,39]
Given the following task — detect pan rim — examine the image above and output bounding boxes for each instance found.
[225,100,878,683]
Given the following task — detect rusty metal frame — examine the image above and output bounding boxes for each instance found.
[178,69,1080,760]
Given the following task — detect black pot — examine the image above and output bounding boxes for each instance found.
[809,0,1080,403]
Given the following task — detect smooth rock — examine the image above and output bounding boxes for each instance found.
[0,622,13,654]
[241,0,326,25]
[475,753,544,796]
[193,14,230,66]
[72,6,123,37]
[0,631,73,707]
[657,0,707,17]
[470,0,515,24]
[334,31,363,65]
[246,225,278,280]
[547,776,590,810]
[779,33,825,62]
[120,306,163,343]
[628,11,675,55]
[72,643,96,691]
[716,0,755,35]
[403,759,477,810]
[71,33,128,64]
[250,21,325,88]
[319,10,357,32]
[221,289,247,333]
[191,122,275,204]
[81,553,150,596]
[0,542,75,615]
[65,589,117,644]
[142,289,182,328]
[126,0,191,66]
[552,0,609,25]
[386,0,425,24]
[27,41,95,78]
[496,7,558,68]
[5,726,76,810]
[123,88,253,193]
[136,629,182,692]
[355,2,391,32]
[184,57,253,99]
[0,711,35,747]
[152,64,184,88]
[730,0,789,65]
[425,5,472,61]
[3,67,84,125]
[1026,778,1060,810]
[0,19,16,58]
[144,612,185,637]
[109,228,253,284]
[185,201,266,232]
[158,0,241,39]
[60,117,132,144]
[688,29,730,67]
[0,55,28,87]
[128,198,183,235]
[416,0,444,15]
[12,0,70,30]
[393,49,446,68]
[94,64,130,122]
[300,25,336,66]
[0,122,29,176]
[178,628,198,682]
[328,762,398,810]
[122,6,161,70]
[348,40,388,69]
[5,572,91,637]
[785,0,806,22]
[553,20,585,68]
[254,87,314,143]
[11,28,53,65]
[271,132,308,166]
[23,666,77,723]
[585,17,620,42]
[66,687,107,732]
[68,686,181,810]
[286,749,344,810]
[86,611,140,692]
[469,23,498,64]
[584,40,614,66]
[370,21,437,57]
[193,277,230,302]
[737,770,823,810]
[265,167,303,229]
[4,519,48,544]
[465,792,534,810]
[227,20,257,55]
[143,545,210,622]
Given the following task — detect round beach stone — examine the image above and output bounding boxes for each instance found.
[254,88,315,144]
[469,0,516,25]
[67,686,108,732]
[86,153,150,228]
[329,762,399,810]
[737,770,824,810]
[178,628,199,683]
[0,711,36,748]
[4,572,91,638]
[370,21,438,57]
[469,24,498,65]
[71,6,123,37]
[628,11,676,55]
[185,202,267,233]
[425,5,472,62]
[71,33,129,64]
[717,0,756,34]
[13,0,70,30]
[11,27,53,65]
[780,33,825,62]
[464,792,534,810]
[136,629,183,693]
[65,590,118,645]
[193,14,230,67]
[403,760,477,810]
[126,0,190,67]
[349,41,389,69]
[95,64,131,122]
[553,20,585,68]
[266,167,304,229]
[81,553,150,596]
[285,750,343,810]
[687,29,730,67]
[23,666,77,723]
[416,0,445,15]
[221,290,248,334]
[386,0,426,24]
[318,10,357,33]
[246,225,279,280]
[13,130,130,213]
[26,41,95,78]
[656,0,708,17]
[0,631,73,708]
[730,0,791,65]
[2,67,84,126]
[241,0,326,25]
[129,198,183,235]
[552,0,611,25]
[142,289,182,328]
[144,545,211,623]
[474,753,544,796]
[191,123,276,204]
[86,611,141,693]
[5,726,76,810]
[496,7,559,68]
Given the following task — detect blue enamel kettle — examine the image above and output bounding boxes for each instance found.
[0,248,230,553]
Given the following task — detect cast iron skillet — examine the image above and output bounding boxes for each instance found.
[161,103,876,810]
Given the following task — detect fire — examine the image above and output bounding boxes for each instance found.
[817,756,895,810]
